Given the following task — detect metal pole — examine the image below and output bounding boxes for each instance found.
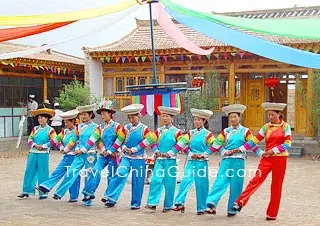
[149,1,158,84]
[148,1,159,128]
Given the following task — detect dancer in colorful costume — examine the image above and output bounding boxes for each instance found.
[145,106,183,212]
[104,104,156,209]
[18,108,56,199]
[53,104,98,206]
[205,104,263,216]
[172,108,215,215]
[36,109,80,202]
[232,102,292,221]
[82,100,125,205]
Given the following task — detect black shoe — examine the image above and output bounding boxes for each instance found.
[162,209,171,213]
[82,195,95,202]
[36,186,49,194]
[105,202,115,208]
[231,203,242,212]
[266,217,277,221]
[68,199,78,203]
[131,206,140,210]
[17,194,29,199]
[53,194,61,200]
[145,205,156,211]
[197,212,205,215]
[101,197,108,203]
[228,213,236,217]
[39,196,47,200]
[205,204,216,215]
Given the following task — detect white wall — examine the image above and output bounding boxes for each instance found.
[84,50,103,98]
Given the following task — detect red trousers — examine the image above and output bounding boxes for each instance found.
[235,156,287,218]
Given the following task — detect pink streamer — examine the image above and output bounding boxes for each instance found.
[170,93,176,107]
[154,3,214,56]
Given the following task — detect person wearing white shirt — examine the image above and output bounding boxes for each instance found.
[27,94,38,135]
[50,103,64,134]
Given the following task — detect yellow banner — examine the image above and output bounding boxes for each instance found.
[0,0,137,26]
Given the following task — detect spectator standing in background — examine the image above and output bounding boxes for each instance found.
[27,94,38,135]
[51,103,64,135]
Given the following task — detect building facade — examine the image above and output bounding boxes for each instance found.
[0,42,84,137]
[84,6,320,138]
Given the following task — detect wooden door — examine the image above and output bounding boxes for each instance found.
[245,80,265,131]
[295,80,307,135]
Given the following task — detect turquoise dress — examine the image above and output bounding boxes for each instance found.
[206,125,262,214]
[172,127,215,213]
[22,124,56,197]
[39,127,80,201]
[147,125,182,210]
[54,121,98,204]
[105,122,155,209]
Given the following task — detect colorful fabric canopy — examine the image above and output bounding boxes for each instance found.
[131,93,183,116]
[160,0,320,40]
[0,0,136,26]
[0,5,139,60]
[154,3,214,55]
[0,22,74,42]
[163,2,320,69]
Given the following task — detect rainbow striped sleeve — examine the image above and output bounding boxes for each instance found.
[175,130,183,141]
[110,124,126,153]
[272,123,292,154]
[206,132,216,154]
[212,129,226,153]
[150,129,160,153]
[42,128,57,148]
[172,132,190,154]
[245,129,264,157]
[54,129,64,151]
[84,126,102,151]
[239,125,266,152]
[27,127,36,148]
[133,127,157,152]
[64,133,78,153]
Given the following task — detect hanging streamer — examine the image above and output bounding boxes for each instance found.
[164,5,320,69]
[154,3,214,55]
[0,21,74,42]
[160,0,320,40]
[0,5,139,60]
[0,0,137,26]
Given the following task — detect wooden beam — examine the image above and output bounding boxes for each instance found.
[159,64,165,83]
[228,62,235,104]
[306,68,316,138]
[43,74,48,101]
[235,68,307,73]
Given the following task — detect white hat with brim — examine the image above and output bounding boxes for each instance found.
[158,106,180,116]
[190,108,213,120]
[222,104,247,116]
[29,94,35,99]
[261,102,287,111]
[121,104,144,115]
[60,109,79,120]
[76,103,97,113]
[54,103,60,107]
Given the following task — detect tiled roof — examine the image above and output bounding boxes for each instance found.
[0,42,84,65]
[221,5,320,19]
[87,18,319,54]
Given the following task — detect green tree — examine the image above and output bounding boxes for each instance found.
[57,79,101,111]
[183,71,219,112]
[180,71,220,130]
